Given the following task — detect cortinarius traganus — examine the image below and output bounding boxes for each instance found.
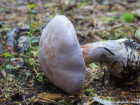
[39,15,140,93]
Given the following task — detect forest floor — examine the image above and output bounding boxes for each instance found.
[0,0,140,105]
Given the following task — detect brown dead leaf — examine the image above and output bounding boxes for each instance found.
[80,5,93,12]
[136,93,140,98]
[1,69,7,78]
[0,98,6,102]
[96,5,109,11]
[37,93,64,101]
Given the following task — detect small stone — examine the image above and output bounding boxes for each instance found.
[17,35,29,52]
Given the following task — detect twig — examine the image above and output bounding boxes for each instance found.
[37,96,56,103]
[93,0,98,29]
[112,23,137,30]
[87,99,95,105]
[86,68,98,87]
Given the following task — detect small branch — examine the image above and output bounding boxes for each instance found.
[93,0,98,29]
[87,99,95,105]
[86,68,98,87]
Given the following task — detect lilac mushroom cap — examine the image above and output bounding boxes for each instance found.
[38,15,85,93]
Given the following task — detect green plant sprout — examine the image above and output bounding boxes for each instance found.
[5,93,12,101]
[31,22,42,32]
[0,53,13,71]
[84,88,96,93]
[59,0,64,15]
[31,45,39,58]
[46,13,54,18]
[3,10,6,21]
[28,96,35,104]
[59,0,71,15]
[101,16,114,24]
[36,73,44,82]
[14,101,21,104]
[59,99,72,105]
[27,4,39,66]
[89,92,98,97]
[105,96,114,101]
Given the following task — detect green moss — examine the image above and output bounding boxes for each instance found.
[120,13,135,22]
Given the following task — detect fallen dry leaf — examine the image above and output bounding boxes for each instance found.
[37,93,64,100]
[1,69,7,78]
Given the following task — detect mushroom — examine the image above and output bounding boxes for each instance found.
[38,15,140,93]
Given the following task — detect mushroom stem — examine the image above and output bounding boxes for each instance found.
[81,39,140,79]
